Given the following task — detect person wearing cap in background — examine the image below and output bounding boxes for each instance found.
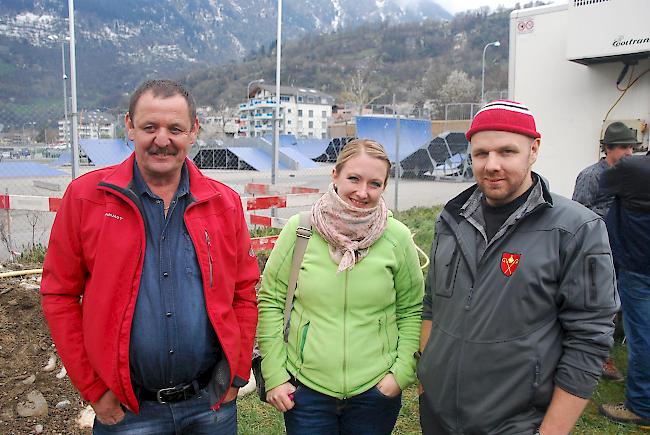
[572,121,637,218]
[417,100,619,434]
[571,121,640,383]
[598,149,650,427]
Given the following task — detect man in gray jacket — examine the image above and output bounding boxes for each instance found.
[572,121,637,218]
[418,100,619,434]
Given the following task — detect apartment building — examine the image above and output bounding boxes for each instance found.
[58,110,116,142]
[239,84,334,139]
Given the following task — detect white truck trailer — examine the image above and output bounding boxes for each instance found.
[508,0,649,197]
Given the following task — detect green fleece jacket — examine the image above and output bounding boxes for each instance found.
[258,213,424,398]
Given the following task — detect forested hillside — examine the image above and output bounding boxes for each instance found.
[186,7,518,114]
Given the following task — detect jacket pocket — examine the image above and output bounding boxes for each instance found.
[378,317,392,368]
[298,321,310,366]
[584,253,616,309]
[528,359,541,408]
[434,243,460,298]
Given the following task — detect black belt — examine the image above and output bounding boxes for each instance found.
[139,371,212,404]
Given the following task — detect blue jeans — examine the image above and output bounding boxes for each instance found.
[619,270,650,420]
[284,382,401,435]
[92,389,236,434]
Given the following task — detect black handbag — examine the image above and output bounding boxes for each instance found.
[253,211,311,402]
[251,349,266,401]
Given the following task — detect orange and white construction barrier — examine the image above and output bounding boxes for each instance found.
[245,183,319,195]
[0,194,62,212]
[1,189,321,252]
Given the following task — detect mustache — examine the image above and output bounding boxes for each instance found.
[148,147,178,156]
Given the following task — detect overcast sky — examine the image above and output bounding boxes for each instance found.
[423,0,559,14]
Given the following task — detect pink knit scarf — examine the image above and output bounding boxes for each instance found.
[311,183,388,273]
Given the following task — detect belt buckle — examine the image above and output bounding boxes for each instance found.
[156,386,180,404]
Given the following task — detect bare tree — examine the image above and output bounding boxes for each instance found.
[25,211,45,250]
[420,61,449,101]
[0,215,15,262]
[214,103,236,139]
[437,70,477,105]
[340,67,387,114]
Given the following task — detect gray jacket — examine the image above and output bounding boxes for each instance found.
[418,175,619,434]
[572,158,613,217]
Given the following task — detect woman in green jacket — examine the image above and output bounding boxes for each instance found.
[257,139,424,434]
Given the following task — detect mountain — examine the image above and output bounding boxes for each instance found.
[184,7,511,114]
[0,0,452,116]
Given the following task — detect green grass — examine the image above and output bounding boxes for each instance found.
[395,205,443,255]
[17,243,48,264]
[237,396,286,434]
[250,226,282,238]
[244,206,646,434]
[237,343,643,434]
[237,344,636,435]
[574,344,647,434]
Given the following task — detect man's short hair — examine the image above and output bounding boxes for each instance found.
[602,142,635,153]
[128,79,197,125]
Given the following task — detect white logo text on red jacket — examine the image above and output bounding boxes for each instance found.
[105,212,124,221]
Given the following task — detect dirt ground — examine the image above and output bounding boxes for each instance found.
[0,264,91,435]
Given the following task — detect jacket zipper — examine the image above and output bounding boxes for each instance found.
[97,182,146,409]
[588,257,597,304]
[204,230,213,288]
[534,360,541,389]
[530,359,541,407]
[437,212,468,432]
[464,287,475,311]
[343,271,348,397]
[456,315,467,431]
[457,285,473,432]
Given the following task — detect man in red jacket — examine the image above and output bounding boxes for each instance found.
[41,80,259,434]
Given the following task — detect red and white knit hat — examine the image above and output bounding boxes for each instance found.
[466,100,541,141]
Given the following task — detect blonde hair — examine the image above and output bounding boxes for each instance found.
[335,139,391,184]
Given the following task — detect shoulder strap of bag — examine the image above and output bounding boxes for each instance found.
[282,211,312,343]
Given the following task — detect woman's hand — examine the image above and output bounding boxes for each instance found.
[376,373,402,398]
[266,382,297,412]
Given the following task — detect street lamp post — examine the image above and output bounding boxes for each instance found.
[68,0,81,179]
[481,41,500,105]
[62,42,69,149]
[272,0,282,187]
[48,35,71,153]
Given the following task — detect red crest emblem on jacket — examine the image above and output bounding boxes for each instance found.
[500,252,521,277]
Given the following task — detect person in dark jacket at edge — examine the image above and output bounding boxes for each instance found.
[417,100,619,435]
[598,150,650,428]
[571,121,639,383]
[40,79,259,434]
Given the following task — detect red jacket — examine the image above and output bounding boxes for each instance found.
[41,154,259,413]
